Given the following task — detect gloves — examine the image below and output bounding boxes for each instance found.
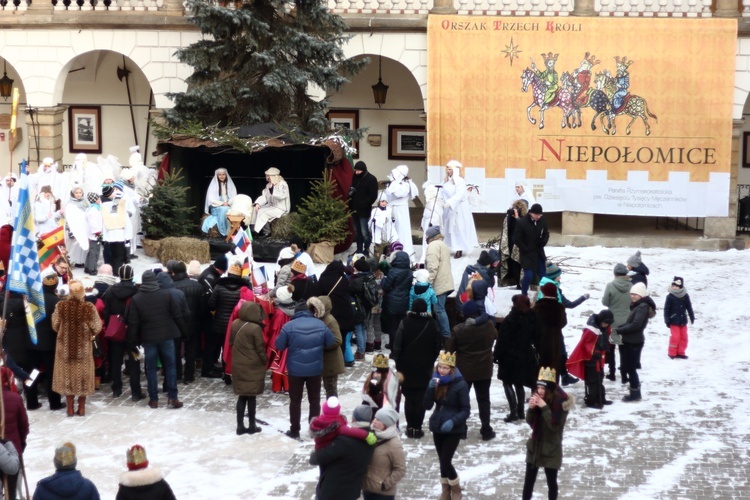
[366,432,377,445]
[428,378,438,389]
[440,419,454,432]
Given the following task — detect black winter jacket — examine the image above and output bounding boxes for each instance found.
[103,281,138,325]
[172,272,204,336]
[0,292,32,366]
[127,287,186,346]
[513,214,549,270]
[309,435,375,500]
[381,251,413,316]
[208,275,248,337]
[445,318,497,382]
[424,371,471,437]
[629,263,650,287]
[198,266,222,298]
[495,306,540,388]
[392,312,443,390]
[616,296,656,345]
[316,261,355,332]
[33,286,60,351]
[664,292,694,327]
[348,168,379,217]
[349,271,373,323]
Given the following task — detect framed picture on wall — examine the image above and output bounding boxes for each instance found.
[326,109,359,159]
[69,106,102,154]
[745,132,750,168]
[388,125,426,160]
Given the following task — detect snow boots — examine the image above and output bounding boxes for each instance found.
[503,384,519,422]
[66,395,75,417]
[77,396,86,416]
[236,396,262,435]
[439,478,450,500]
[448,477,463,500]
[622,385,642,402]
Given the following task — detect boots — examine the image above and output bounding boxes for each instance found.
[246,397,262,434]
[620,370,629,385]
[448,477,463,500]
[236,398,248,435]
[438,478,450,500]
[77,396,86,416]
[66,396,75,417]
[622,385,642,403]
[503,385,518,422]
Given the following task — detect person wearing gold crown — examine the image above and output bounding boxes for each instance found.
[116,444,176,499]
[522,367,575,500]
[531,53,559,107]
[361,354,401,416]
[424,350,470,499]
[612,56,633,113]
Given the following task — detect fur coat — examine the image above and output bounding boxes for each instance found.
[51,297,102,396]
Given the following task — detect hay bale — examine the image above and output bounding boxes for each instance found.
[270,213,299,241]
[157,237,211,265]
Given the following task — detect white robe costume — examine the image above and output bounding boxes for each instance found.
[441,163,478,254]
[369,205,398,245]
[202,168,238,236]
[31,160,68,202]
[0,175,19,225]
[512,182,535,207]
[63,191,90,265]
[252,179,290,232]
[385,166,419,259]
[34,194,60,237]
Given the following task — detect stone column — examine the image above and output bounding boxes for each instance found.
[430,0,457,14]
[714,0,739,17]
[703,119,743,239]
[164,0,184,15]
[570,0,596,17]
[25,106,67,171]
[562,211,594,236]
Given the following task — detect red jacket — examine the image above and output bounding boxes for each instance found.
[2,389,29,456]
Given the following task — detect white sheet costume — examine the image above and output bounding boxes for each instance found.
[251,167,290,234]
[63,187,90,266]
[512,182,535,206]
[31,157,68,201]
[441,160,478,254]
[0,174,19,225]
[384,165,419,259]
[202,168,237,236]
[369,203,398,245]
[34,188,61,237]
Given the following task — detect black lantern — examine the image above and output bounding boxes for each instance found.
[371,56,388,108]
[0,60,13,101]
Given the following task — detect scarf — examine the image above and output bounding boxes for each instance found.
[530,387,567,440]
[374,425,399,442]
[431,367,463,386]
[96,274,117,287]
[669,287,687,299]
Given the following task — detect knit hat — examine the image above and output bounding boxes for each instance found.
[630,282,648,298]
[54,442,77,471]
[278,247,295,261]
[411,298,427,313]
[478,250,493,267]
[87,192,99,204]
[165,260,179,274]
[307,296,325,318]
[425,225,441,241]
[352,404,373,424]
[227,261,243,277]
[627,250,642,268]
[354,258,370,273]
[597,309,614,325]
[187,260,202,277]
[118,264,134,281]
[126,445,149,471]
[671,276,684,289]
[529,203,543,215]
[113,181,125,192]
[613,263,628,276]
[353,161,367,172]
[374,407,399,428]
[68,280,85,300]
[101,185,115,198]
[414,269,429,283]
[290,259,307,275]
[173,261,187,274]
[276,285,293,303]
[322,396,340,416]
[462,299,479,317]
[213,255,228,272]
[389,241,404,253]
[545,261,562,280]
[540,282,558,299]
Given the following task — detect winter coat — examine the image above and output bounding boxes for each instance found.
[456,263,493,301]
[536,278,587,310]
[116,467,176,500]
[230,302,267,396]
[409,282,438,314]
[348,168,379,217]
[309,435,375,500]
[616,296,657,345]
[270,264,292,298]
[33,470,101,500]
[127,288,185,346]
[445,319,496,382]
[33,286,61,352]
[533,298,567,375]
[198,265,222,298]
[425,237,454,296]
[349,271,373,323]
[275,310,335,377]
[0,440,18,476]
[362,434,407,496]
[601,277,632,328]
[156,273,190,336]
[316,260,355,333]
[0,292,32,366]
[381,251,413,316]
[391,312,443,390]
[0,224,11,273]
[51,297,101,396]
[1,389,28,459]
[424,370,471,437]
[171,272,204,338]
[513,213,549,270]
[319,297,345,377]
[664,292,694,327]
[208,275,248,338]
[525,388,574,470]
[629,262,650,287]
[102,281,138,325]
[495,306,540,388]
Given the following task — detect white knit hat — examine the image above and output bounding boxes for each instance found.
[276,285,293,303]
[630,282,648,298]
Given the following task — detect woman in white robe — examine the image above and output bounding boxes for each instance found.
[385,165,419,260]
[441,160,478,259]
[201,168,237,236]
[512,181,535,206]
[63,186,90,266]
[34,186,61,237]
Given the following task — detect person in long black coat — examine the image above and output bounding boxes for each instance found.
[513,203,549,296]
[316,260,355,334]
[0,291,37,411]
[532,283,567,383]
[380,251,413,345]
[32,274,64,410]
[391,298,443,438]
[348,161,379,256]
[170,261,203,383]
[495,294,540,422]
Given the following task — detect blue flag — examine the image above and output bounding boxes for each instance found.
[8,160,44,345]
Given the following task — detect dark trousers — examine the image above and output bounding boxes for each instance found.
[3,472,18,500]
[605,343,617,374]
[19,357,39,409]
[109,340,142,395]
[108,241,127,275]
[288,374,322,433]
[363,493,395,500]
[353,214,372,254]
[522,462,558,500]
[583,361,606,407]
[86,238,101,273]
[433,433,461,480]
[202,333,224,374]
[35,349,62,408]
[466,379,492,432]
[619,343,643,389]
[521,256,547,296]
[402,386,428,430]
[180,333,198,382]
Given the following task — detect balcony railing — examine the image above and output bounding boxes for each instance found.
[0,0,164,10]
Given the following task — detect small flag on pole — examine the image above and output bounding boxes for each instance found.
[232,227,252,255]
[38,224,65,270]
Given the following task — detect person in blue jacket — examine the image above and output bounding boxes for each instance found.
[424,350,470,499]
[33,442,100,500]
[276,301,336,439]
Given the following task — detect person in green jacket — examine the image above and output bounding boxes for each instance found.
[522,367,575,500]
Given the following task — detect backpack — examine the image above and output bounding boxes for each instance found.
[361,274,379,310]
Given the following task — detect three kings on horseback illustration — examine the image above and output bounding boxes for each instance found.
[521,52,657,136]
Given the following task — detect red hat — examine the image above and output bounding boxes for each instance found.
[322,396,340,416]
[540,282,558,299]
[126,445,149,471]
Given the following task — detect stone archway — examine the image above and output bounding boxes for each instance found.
[0,57,28,178]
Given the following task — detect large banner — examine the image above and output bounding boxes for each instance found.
[427,17,737,216]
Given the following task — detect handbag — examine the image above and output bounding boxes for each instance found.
[92,337,104,358]
[104,298,130,343]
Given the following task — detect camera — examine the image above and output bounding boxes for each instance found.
[348,186,356,197]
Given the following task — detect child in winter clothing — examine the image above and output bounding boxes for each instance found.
[567,310,614,409]
[309,397,377,449]
[602,263,632,382]
[664,276,694,359]
[627,250,650,287]
[84,192,103,276]
[350,257,375,359]
[370,198,398,246]
[409,269,437,315]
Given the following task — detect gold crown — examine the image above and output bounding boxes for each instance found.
[372,354,389,369]
[228,262,243,276]
[437,350,456,367]
[541,52,559,64]
[615,56,634,69]
[538,366,556,384]
[290,260,307,274]
[584,52,600,67]
[126,445,149,470]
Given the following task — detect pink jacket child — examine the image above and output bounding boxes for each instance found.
[309,397,376,449]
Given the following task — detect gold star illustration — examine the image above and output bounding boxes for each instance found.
[502,38,522,67]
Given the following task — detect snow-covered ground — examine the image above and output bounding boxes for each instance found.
[19,245,750,499]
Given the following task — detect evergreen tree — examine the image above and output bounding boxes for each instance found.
[140,168,195,239]
[292,176,350,244]
[164,0,365,134]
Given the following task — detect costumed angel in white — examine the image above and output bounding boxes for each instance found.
[0,174,19,226]
[63,185,90,266]
[369,197,398,246]
[441,160,478,259]
[34,185,62,237]
[384,165,419,259]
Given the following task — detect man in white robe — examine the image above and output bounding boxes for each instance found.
[251,167,290,238]
[441,160,478,259]
[384,165,419,260]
